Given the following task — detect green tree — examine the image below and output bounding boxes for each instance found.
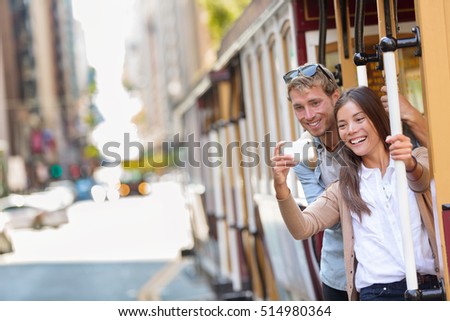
[198,0,251,48]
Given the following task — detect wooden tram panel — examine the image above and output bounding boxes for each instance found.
[333,0,357,89]
[415,0,450,300]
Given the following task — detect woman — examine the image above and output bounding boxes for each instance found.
[272,86,440,300]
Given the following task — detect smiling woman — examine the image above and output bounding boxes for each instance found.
[336,102,384,158]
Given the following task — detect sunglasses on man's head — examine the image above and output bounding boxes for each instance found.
[283,64,334,84]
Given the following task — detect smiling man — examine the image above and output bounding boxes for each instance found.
[284,64,348,300]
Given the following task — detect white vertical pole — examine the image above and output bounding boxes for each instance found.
[209,130,230,280]
[229,122,246,230]
[239,118,257,234]
[356,65,369,86]
[383,51,418,290]
[219,125,242,292]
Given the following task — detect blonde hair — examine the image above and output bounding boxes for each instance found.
[287,64,339,100]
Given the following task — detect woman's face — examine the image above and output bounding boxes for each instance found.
[336,100,382,157]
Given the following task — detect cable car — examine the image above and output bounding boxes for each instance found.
[176,0,450,301]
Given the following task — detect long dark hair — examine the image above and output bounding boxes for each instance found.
[334,86,391,218]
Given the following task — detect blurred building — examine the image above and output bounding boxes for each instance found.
[71,18,95,173]
[0,0,89,190]
[123,0,215,152]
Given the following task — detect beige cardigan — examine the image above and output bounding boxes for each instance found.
[277,147,440,300]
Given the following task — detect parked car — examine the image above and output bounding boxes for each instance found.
[0,192,69,230]
[46,180,77,205]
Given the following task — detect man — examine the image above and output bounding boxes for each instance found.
[281,63,428,300]
[283,64,347,300]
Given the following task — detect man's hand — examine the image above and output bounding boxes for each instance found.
[380,86,429,147]
[271,141,297,199]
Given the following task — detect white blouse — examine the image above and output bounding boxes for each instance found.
[352,158,435,291]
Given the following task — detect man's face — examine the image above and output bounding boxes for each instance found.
[289,86,339,139]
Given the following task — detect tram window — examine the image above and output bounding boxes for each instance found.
[281,23,297,71]
[314,42,340,86]
[245,54,265,194]
[268,36,282,141]
[364,35,388,94]
[398,47,424,114]
[281,24,300,140]
[245,56,258,143]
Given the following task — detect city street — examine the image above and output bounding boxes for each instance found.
[0,181,200,300]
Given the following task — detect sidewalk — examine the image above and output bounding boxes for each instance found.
[138,255,217,301]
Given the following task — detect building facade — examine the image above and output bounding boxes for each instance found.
[0,0,88,190]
